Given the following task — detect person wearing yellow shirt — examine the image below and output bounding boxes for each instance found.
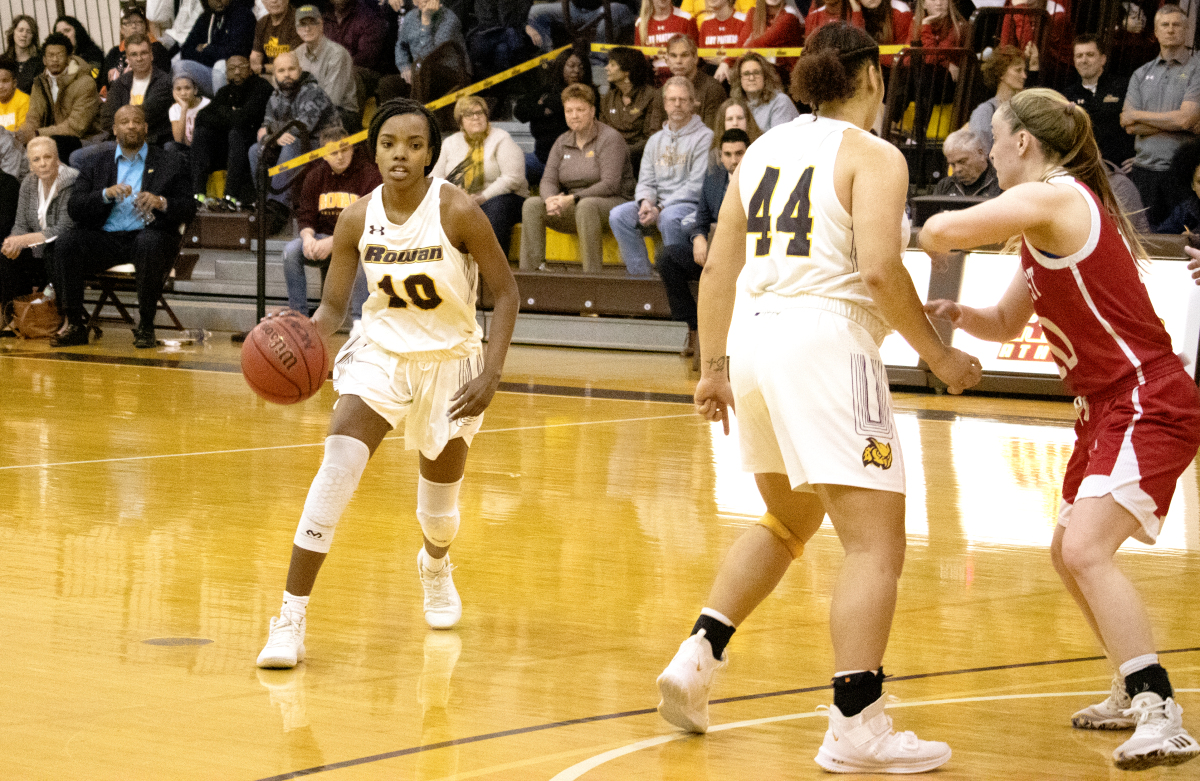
[0,61,29,132]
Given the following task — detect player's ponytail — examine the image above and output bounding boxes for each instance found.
[790,22,880,108]
[368,98,443,176]
[1000,89,1148,262]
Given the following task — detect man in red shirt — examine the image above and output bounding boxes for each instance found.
[282,126,381,316]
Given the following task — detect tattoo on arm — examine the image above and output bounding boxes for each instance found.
[706,355,730,375]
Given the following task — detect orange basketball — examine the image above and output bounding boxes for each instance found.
[241,313,328,404]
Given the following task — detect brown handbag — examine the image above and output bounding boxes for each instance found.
[10,290,64,339]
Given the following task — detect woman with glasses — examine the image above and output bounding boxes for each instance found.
[432,96,527,256]
[729,51,798,131]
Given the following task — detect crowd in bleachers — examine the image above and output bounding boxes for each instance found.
[0,0,1199,346]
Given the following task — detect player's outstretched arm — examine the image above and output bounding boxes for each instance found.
[925,268,1034,343]
[918,181,1070,254]
[846,134,981,395]
[311,196,369,349]
[442,185,520,421]
[695,171,748,434]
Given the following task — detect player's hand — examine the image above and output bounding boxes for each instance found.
[928,346,982,395]
[694,373,735,435]
[1185,244,1200,282]
[924,298,963,327]
[449,369,501,421]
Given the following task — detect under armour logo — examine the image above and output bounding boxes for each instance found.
[368,225,385,235]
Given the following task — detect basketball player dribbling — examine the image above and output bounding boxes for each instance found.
[656,23,982,774]
[256,99,520,668]
[921,88,1200,771]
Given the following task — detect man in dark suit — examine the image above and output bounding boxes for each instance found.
[1061,34,1135,167]
[51,105,196,348]
[100,35,175,146]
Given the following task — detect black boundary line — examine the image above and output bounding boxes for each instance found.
[251,647,1200,781]
[1,351,1075,427]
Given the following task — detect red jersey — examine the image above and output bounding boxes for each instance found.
[805,5,844,38]
[699,12,747,50]
[637,9,700,78]
[850,1,913,65]
[1001,1,1071,68]
[726,5,804,69]
[1020,177,1176,397]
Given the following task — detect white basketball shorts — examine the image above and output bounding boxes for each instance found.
[332,333,486,460]
[728,302,905,494]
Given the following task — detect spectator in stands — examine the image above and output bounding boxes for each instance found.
[178,0,258,96]
[468,0,536,81]
[934,127,1001,197]
[967,45,1025,153]
[323,0,387,92]
[52,17,105,75]
[601,47,659,172]
[1154,140,1200,235]
[514,48,595,187]
[51,105,195,348]
[0,136,75,330]
[101,36,175,147]
[638,0,700,80]
[283,126,378,315]
[1122,4,1200,229]
[525,0,636,54]
[394,0,470,87]
[191,55,272,207]
[729,52,798,130]
[609,76,712,276]
[434,96,528,254]
[1062,34,1135,167]
[699,0,749,72]
[249,51,342,206]
[520,82,635,273]
[252,0,304,78]
[999,0,1071,85]
[3,16,41,95]
[681,0,756,28]
[102,8,174,92]
[852,0,912,67]
[149,0,207,55]
[715,0,804,83]
[0,61,30,133]
[920,0,969,80]
[294,5,360,132]
[806,0,847,38]
[647,35,727,130]
[710,96,761,164]
[0,132,18,258]
[661,126,747,368]
[15,34,101,161]
[1104,159,1151,236]
[167,74,212,153]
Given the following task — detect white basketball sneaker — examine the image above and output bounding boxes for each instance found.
[1112,692,1200,770]
[1072,675,1135,730]
[256,610,306,668]
[418,549,462,629]
[656,630,728,734]
[815,694,952,774]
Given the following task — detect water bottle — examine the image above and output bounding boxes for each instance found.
[43,283,55,301]
[158,328,211,347]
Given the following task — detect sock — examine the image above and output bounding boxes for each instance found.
[833,668,885,718]
[1123,660,1173,701]
[692,608,736,660]
[282,590,308,618]
[421,548,448,572]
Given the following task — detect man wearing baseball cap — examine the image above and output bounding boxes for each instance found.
[294,4,359,131]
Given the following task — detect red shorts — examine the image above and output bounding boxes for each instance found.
[1059,360,1200,543]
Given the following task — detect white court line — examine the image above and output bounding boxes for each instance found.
[548,689,1200,781]
[0,413,694,472]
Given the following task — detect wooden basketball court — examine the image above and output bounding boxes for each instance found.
[2,334,1198,780]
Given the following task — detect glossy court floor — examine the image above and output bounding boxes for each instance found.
[2,332,1199,781]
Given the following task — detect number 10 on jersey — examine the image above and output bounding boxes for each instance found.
[747,166,815,258]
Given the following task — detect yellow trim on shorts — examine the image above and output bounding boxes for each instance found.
[758,512,804,559]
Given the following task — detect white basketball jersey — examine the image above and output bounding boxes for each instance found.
[735,114,909,327]
[357,180,482,359]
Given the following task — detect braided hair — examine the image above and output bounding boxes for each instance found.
[368,98,443,176]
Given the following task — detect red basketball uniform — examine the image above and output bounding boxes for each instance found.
[637,9,700,78]
[1021,176,1200,541]
[699,12,746,50]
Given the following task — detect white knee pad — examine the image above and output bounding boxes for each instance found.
[293,435,371,553]
[417,475,462,547]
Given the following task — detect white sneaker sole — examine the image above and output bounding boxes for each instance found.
[1114,743,1200,771]
[656,672,708,733]
[256,647,304,669]
[1072,713,1135,730]
[815,744,952,774]
[424,611,461,630]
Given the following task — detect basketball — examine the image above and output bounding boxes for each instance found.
[241,313,328,404]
